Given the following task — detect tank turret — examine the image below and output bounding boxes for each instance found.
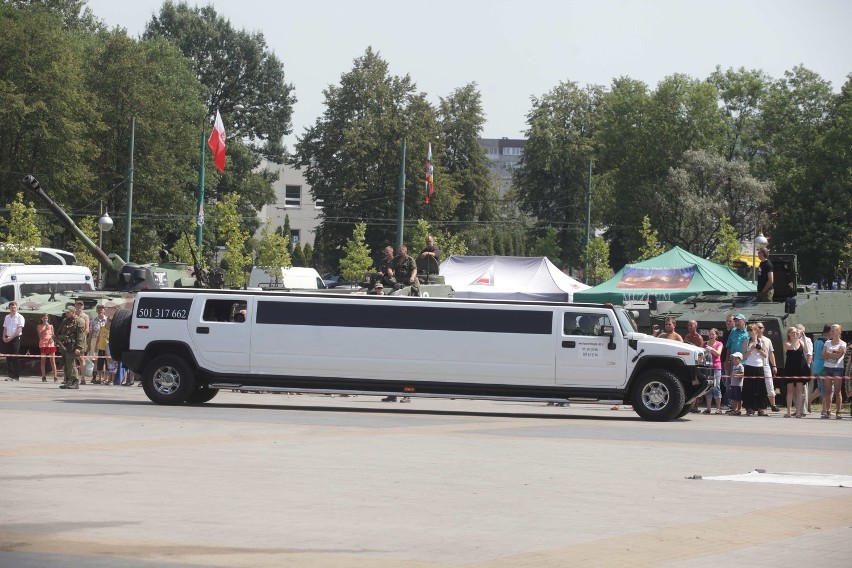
[21,175,198,292]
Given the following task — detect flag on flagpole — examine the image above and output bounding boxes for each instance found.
[424,143,434,204]
[207,110,226,173]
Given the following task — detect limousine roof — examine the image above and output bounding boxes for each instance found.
[136,288,617,310]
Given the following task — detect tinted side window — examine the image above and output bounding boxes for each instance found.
[563,312,612,336]
[202,299,247,323]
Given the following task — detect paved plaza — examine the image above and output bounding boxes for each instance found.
[1,381,850,567]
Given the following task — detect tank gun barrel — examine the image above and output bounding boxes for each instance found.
[22,175,124,275]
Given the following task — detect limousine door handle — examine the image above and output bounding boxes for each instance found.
[562,340,576,348]
[196,327,210,334]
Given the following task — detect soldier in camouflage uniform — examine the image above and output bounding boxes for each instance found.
[58,305,87,390]
[377,246,398,289]
[392,244,419,295]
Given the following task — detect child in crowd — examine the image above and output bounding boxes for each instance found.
[95,317,111,385]
[727,352,744,416]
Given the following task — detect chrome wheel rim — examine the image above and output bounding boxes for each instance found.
[641,380,669,411]
[152,365,181,395]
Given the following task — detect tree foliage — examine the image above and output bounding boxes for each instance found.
[292,48,462,266]
[528,226,562,267]
[635,216,665,262]
[584,236,613,286]
[513,82,603,265]
[712,214,742,267]
[0,192,41,263]
[656,150,774,257]
[214,193,251,287]
[144,1,295,238]
[339,222,373,283]
[255,219,291,275]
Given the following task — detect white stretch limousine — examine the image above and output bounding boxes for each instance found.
[110,290,713,421]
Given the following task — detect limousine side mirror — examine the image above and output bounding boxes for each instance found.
[601,325,617,350]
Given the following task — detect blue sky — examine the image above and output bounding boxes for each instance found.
[86,0,852,148]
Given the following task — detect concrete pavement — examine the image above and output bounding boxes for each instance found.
[1,380,850,567]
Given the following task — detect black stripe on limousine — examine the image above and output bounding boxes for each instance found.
[256,301,553,334]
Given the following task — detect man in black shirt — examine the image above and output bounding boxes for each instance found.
[757,249,774,301]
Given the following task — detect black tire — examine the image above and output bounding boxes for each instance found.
[141,354,195,405]
[186,387,219,404]
[675,404,692,419]
[109,309,132,362]
[630,369,686,422]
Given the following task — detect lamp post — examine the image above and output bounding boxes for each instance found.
[97,207,113,288]
[752,231,768,283]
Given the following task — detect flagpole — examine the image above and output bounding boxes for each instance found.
[196,126,206,249]
[124,116,135,262]
[396,137,406,248]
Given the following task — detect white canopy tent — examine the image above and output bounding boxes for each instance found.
[439,256,590,302]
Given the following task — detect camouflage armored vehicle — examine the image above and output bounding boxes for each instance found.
[0,175,208,358]
[652,254,852,367]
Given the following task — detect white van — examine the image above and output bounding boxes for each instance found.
[248,266,325,290]
[112,290,713,421]
[0,264,95,304]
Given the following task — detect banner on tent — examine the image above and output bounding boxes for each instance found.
[617,265,696,289]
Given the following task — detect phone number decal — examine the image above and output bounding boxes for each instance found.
[136,298,192,320]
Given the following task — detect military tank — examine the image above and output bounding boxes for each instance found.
[651,254,852,367]
[0,175,210,358]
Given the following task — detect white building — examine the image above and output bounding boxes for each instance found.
[256,163,322,247]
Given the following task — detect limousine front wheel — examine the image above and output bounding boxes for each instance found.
[142,354,195,405]
[630,370,685,422]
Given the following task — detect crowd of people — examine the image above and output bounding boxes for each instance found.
[668,314,849,419]
[2,302,131,390]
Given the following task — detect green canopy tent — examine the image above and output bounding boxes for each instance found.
[574,246,755,305]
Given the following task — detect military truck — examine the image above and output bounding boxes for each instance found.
[652,254,852,367]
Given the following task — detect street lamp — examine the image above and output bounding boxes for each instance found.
[97,208,113,287]
[752,231,768,283]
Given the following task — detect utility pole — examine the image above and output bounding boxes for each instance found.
[396,137,406,248]
[584,159,592,283]
[196,126,206,249]
[124,117,135,262]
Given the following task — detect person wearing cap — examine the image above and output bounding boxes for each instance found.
[58,306,87,390]
[74,301,90,383]
[370,282,385,295]
[726,314,749,371]
[726,352,744,415]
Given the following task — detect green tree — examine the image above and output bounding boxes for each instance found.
[712,214,741,267]
[81,30,206,261]
[438,83,498,222]
[302,242,313,267]
[291,241,305,267]
[0,4,98,210]
[278,214,293,253]
[214,193,251,288]
[514,81,603,265]
[757,66,838,281]
[656,149,773,256]
[708,66,770,162]
[144,1,296,235]
[584,236,614,285]
[292,48,459,264]
[0,192,41,263]
[528,226,562,267]
[339,222,373,283]
[635,216,665,262]
[255,219,291,275]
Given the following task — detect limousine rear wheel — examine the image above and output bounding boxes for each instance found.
[631,369,685,422]
[142,354,195,405]
[186,387,219,404]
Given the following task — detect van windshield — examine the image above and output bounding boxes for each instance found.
[21,282,94,295]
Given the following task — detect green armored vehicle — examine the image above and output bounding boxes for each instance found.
[652,254,852,367]
[0,175,213,358]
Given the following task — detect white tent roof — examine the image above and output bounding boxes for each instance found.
[439,256,590,302]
